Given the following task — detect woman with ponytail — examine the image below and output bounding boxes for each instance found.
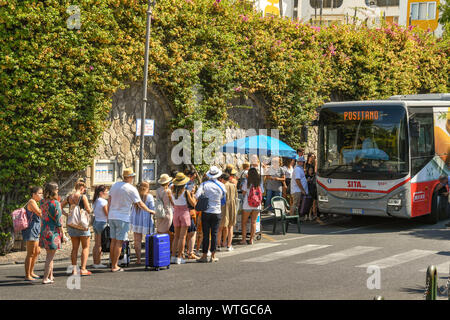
[91,185,109,269]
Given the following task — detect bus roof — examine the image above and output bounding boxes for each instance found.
[389,93,450,101]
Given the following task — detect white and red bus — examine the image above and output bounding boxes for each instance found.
[316,94,450,224]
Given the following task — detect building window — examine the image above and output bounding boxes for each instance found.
[365,0,400,6]
[293,0,298,19]
[309,0,343,9]
[410,2,437,21]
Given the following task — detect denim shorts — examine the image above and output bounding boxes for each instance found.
[67,226,91,238]
[92,218,107,235]
[109,219,130,241]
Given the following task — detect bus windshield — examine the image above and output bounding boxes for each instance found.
[318,105,409,180]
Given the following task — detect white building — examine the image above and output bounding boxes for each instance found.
[255,1,400,26]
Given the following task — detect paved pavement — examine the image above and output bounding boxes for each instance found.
[0,215,449,300]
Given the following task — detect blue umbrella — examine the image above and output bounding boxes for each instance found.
[220,135,297,158]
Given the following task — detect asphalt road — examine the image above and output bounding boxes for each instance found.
[1,215,449,300]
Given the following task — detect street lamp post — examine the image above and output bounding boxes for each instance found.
[139,0,156,183]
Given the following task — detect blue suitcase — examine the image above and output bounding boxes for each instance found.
[145,233,170,271]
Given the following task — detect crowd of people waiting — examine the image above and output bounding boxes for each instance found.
[20,149,322,283]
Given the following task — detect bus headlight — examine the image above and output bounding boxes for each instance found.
[318,195,329,203]
[387,193,404,208]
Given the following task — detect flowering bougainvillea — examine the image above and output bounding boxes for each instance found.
[0,0,448,251]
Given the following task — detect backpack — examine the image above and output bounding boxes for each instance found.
[11,207,29,232]
[101,224,111,252]
[247,185,262,208]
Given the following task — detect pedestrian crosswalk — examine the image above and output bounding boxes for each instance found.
[299,246,381,266]
[217,241,449,274]
[242,244,331,263]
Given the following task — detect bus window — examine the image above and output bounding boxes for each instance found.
[409,110,434,177]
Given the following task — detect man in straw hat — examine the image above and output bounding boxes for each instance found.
[194,166,226,263]
[290,156,308,217]
[108,168,154,272]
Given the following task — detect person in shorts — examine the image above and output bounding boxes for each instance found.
[171,172,196,264]
[290,156,308,216]
[108,168,153,272]
[91,185,109,269]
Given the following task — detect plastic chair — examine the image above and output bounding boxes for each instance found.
[271,196,301,235]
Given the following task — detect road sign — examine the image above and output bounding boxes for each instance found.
[136,119,154,137]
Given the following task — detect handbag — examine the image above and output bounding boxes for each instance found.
[195,183,209,212]
[67,195,90,231]
[154,197,167,219]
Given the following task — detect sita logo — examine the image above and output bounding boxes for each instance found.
[413,191,426,202]
[348,181,363,188]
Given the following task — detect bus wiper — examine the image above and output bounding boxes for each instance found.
[326,164,352,176]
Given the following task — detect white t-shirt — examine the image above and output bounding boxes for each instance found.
[172,190,187,206]
[282,166,294,179]
[93,198,108,222]
[108,181,141,222]
[242,182,262,211]
[290,165,309,195]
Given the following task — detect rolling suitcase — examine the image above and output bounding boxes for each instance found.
[145,233,170,271]
[299,194,313,216]
[118,240,130,267]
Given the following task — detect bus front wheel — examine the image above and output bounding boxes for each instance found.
[426,193,440,224]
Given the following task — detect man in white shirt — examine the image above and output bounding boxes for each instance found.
[290,156,308,216]
[195,166,226,263]
[108,168,153,272]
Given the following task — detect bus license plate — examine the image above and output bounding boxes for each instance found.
[352,209,363,215]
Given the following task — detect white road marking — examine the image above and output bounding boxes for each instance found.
[216,243,284,258]
[357,249,437,269]
[242,244,331,263]
[419,261,450,274]
[298,246,381,266]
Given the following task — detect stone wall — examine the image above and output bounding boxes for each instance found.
[82,83,319,190]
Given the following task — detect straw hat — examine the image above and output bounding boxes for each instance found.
[225,164,238,175]
[157,174,172,185]
[172,172,190,186]
[206,166,223,179]
[123,168,136,178]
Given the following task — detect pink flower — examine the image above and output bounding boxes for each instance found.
[234,86,242,92]
[38,107,43,113]
[89,66,94,71]
[329,44,336,56]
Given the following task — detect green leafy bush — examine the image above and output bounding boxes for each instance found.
[0,0,448,253]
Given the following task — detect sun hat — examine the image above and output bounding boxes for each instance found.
[225,164,238,175]
[157,174,173,185]
[123,168,136,178]
[172,172,190,186]
[206,166,223,179]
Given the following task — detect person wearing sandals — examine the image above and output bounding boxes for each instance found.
[217,173,238,252]
[40,182,63,284]
[170,173,197,264]
[240,168,262,245]
[130,181,155,265]
[23,186,43,281]
[108,168,154,273]
[195,166,226,263]
[60,180,93,276]
[91,185,109,269]
[155,174,174,234]
[184,169,200,260]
